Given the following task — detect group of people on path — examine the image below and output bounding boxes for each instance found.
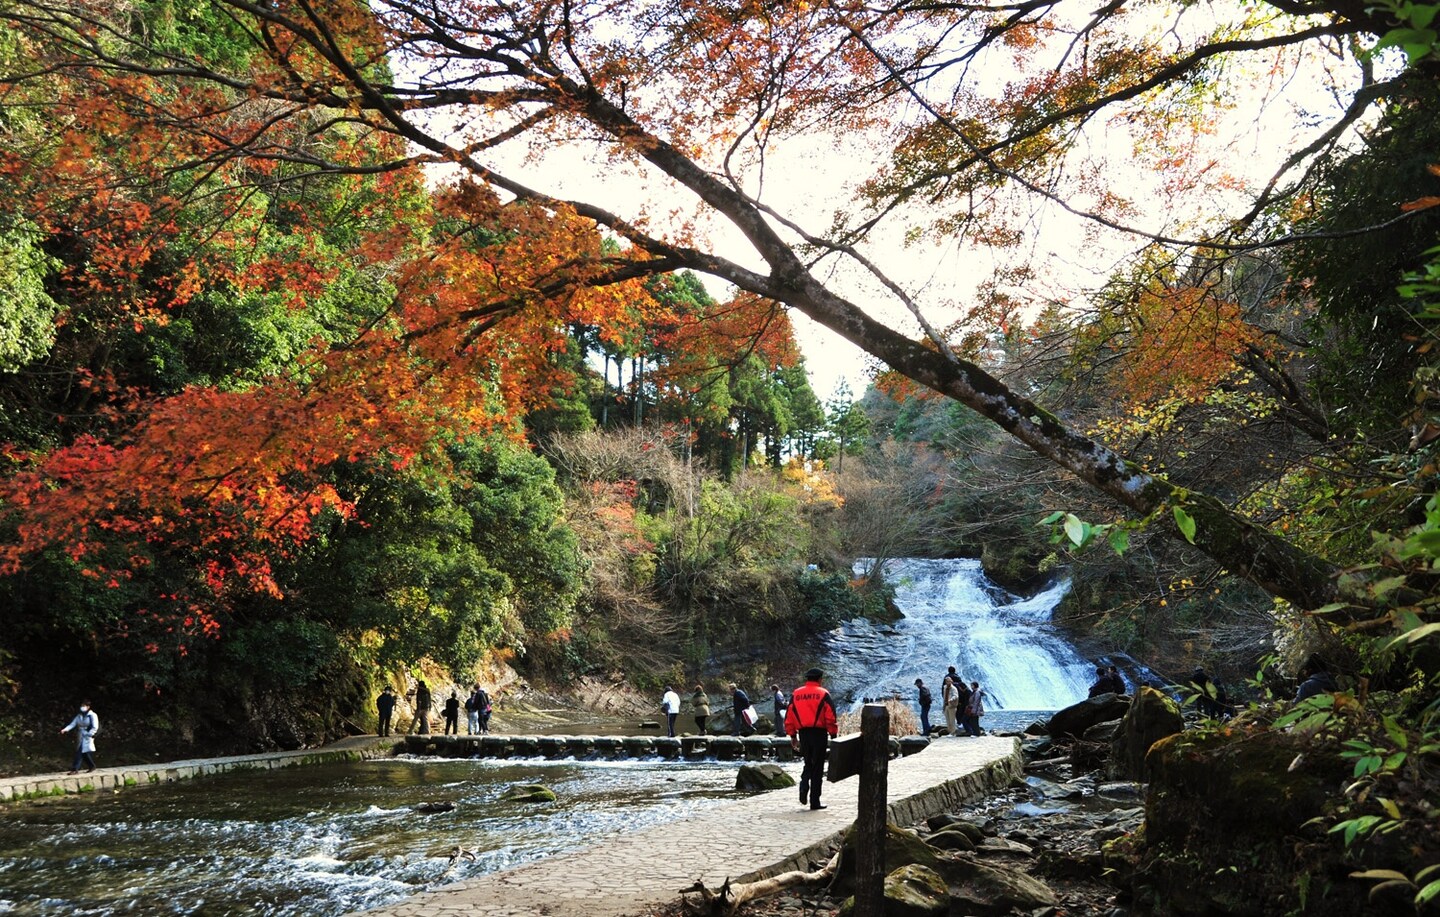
[374,680,491,737]
[914,667,987,737]
[662,682,793,738]
[663,670,839,810]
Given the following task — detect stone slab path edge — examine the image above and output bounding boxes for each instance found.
[355,735,1022,917]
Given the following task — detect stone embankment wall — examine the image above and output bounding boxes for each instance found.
[0,742,393,804]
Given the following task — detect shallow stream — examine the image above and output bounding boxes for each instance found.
[2,557,1097,915]
[0,756,773,916]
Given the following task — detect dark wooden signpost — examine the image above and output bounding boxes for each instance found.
[827,703,889,917]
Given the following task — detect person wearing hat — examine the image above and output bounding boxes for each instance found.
[784,668,838,810]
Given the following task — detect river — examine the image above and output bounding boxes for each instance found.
[0,558,1093,915]
[0,757,755,916]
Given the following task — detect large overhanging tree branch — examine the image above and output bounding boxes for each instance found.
[1,0,1414,615]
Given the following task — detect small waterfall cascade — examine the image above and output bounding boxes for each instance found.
[818,557,1095,715]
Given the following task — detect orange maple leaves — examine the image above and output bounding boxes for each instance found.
[1117,284,1260,404]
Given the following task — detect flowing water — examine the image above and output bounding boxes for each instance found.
[819,558,1095,732]
[0,757,759,916]
[0,557,1095,915]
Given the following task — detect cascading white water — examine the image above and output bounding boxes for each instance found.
[818,558,1096,718]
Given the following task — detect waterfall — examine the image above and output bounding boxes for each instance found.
[818,558,1095,717]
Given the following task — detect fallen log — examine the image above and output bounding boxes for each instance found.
[680,848,842,916]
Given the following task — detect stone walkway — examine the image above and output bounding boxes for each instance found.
[355,735,1021,917]
[0,735,396,803]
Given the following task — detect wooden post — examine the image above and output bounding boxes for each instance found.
[854,703,889,917]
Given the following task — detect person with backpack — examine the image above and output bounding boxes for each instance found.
[60,700,100,774]
[476,686,492,734]
[409,679,432,734]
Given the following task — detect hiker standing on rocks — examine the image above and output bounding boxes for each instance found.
[691,684,710,734]
[475,686,492,734]
[376,686,396,736]
[661,685,681,737]
[1106,665,1127,695]
[1088,665,1111,698]
[785,668,837,810]
[464,684,480,735]
[409,679,432,734]
[942,675,960,735]
[915,678,933,736]
[60,700,100,774]
[955,678,973,734]
[963,680,986,736]
[1191,667,1229,718]
[1294,659,1337,702]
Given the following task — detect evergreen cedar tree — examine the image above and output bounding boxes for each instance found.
[1,0,1438,648]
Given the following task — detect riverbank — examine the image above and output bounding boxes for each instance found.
[655,743,1142,917]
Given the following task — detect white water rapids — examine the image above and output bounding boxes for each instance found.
[818,558,1095,718]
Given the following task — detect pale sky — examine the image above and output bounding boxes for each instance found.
[419,2,1375,406]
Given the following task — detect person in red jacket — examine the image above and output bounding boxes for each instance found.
[785,667,838,810]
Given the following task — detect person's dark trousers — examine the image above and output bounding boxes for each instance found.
[667,713,677,737]
[378,713,391,736]
[919,704,932,735]
[72,749,96,772]
[775,710,786,737]
[732,712,742,736]
[797,728,829,808]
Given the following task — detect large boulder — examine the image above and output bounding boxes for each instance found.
[925,815,985,845]
[1132,729,1366,916]
[1108,686,1184,780]
[1047,693,1131,740]
[882,864,949,917]
[946,857,1058,915]
[735,763,795,791]
[925,827,976,851]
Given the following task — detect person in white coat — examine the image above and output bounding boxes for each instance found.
[660,685,681,737]
[60,701,100,774]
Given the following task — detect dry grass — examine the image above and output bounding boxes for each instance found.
[835,697,921,737]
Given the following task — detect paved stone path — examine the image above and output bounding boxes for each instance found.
[355,735,1021,917]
